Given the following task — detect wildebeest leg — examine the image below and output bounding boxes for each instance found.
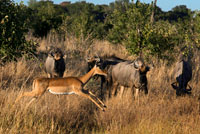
[47,73,51,78]
[107,78,113,98]
[143,86,148,95]
[111,82,118,97]
[133,87,140,104]
[119,86,125,98]
[59,72,64,77]
[135,88,139,99]
[100,76,106,99]
[52,72,59,78]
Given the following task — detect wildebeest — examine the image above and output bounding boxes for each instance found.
[87,55,126,98]
[171,58,192,96]
[45,47,66,78]
[110,58,150,98]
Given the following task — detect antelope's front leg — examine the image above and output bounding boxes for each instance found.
[88,91,106,108]
[80,89,106,111]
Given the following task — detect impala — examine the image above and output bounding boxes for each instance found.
[15,64,107,111]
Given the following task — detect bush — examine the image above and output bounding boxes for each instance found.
[107,1,180,60]
[0,0,37,62]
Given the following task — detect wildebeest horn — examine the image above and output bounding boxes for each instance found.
[133,60,140,69]
[94,54,100,62]
[171,82,178,90]
[133,58,144,69]
[86,57,92,62]
[186,84,192,91]
[94,57,100,62]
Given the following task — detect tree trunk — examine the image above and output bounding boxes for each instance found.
[150,0,157,24]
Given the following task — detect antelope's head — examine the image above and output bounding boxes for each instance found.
[86,56,102,71]
[93,64,107,77]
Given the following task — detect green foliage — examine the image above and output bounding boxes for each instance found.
[0,0,37,62]
[28,0,64,37]
[58,2,109,40]
[107,1,178,59]
[3,0,197,61]
[125,2,152,56]
[193,11,200,49]
[148,21,178,58]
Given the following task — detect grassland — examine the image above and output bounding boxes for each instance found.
[0,37,200,134]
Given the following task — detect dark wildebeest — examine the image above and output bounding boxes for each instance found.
[45,47,66,78]
[171,58,192,96]
[111,58,150,98]
[87,55,126,98]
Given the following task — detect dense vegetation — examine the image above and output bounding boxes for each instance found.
[0,0,37,62]
[0,0,200,62]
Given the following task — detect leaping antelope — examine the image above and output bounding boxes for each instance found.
[15,64,107,111]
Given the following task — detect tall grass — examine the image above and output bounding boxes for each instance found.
[0,36,200,134]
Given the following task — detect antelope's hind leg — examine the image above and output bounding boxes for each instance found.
[15,87,46,105]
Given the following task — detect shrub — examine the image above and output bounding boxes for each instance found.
[0,0,37,62]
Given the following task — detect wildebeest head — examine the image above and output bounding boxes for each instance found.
[45,46,66,78]
[49,47,65,60]
[133,58,150,94]
[133,58,146,72]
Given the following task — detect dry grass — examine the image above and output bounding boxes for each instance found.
[0,37,200,134]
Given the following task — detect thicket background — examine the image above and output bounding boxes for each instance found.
[0,0,200,133]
